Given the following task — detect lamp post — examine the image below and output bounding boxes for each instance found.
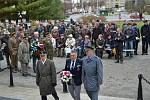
[9,64,14,87]
[96,0,99,15]
[80,0,84,14]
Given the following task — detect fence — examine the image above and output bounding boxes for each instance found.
[137,74,150,100]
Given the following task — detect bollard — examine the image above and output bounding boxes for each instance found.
[9,66,14,87]
[137,74,143,100]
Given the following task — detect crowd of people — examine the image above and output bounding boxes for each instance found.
[0,19,149,100]
[0,19,150,72]
[1,20,150,71]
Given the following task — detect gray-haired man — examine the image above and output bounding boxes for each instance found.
[82,46,103,100]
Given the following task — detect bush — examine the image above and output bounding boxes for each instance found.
[81,15,106,23]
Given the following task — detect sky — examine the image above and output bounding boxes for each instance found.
[72,0,78,3]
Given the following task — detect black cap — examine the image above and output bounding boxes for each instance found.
[85,46,94,50]
[40,51,47,56]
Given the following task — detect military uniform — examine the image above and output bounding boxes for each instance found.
[18,41,30,76]
[36,59,59,100]
[56,37,65,57]
[44,38,54,60]
[9,35,19,71]
[82,55,103,100]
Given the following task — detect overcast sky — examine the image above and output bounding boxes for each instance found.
[72,0,78,3]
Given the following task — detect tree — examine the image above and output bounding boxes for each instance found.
[0,0,64,21]
[125,0,150,15]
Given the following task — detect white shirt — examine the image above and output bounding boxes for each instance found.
[51,38,56,48]
[42,59,46,64]
[65,38,76,48]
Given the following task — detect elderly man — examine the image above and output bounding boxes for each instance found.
[30,31,41,72]
[44,34,55,60]
[36,52,59,100]
[65,50,82,100]
[65,34,76,58]
[82,46,103,100]
[18,36,30,77]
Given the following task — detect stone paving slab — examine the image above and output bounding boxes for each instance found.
[0,43,150,99]
[0,85,134,100]
[0,97,20,100]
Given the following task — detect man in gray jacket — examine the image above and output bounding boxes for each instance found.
[82,46,103,100]
[18,36,30,77]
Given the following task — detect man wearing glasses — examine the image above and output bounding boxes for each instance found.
[64,50,82,100]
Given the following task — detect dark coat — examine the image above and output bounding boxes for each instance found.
[114,32,124,48]
[0,40,4,61]
[36,59,57,96]
[141,24,150,39]
[65,58,82,86]
[93,27,100,40]
[56,37,66,48]
[96,39,105,49]
[1,35,10,54]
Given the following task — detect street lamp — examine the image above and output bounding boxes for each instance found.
[81,0,84,14]
[96,0,99,15]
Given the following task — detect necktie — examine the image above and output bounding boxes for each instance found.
[71,60,75,70]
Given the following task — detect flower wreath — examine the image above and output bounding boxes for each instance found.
[60,71,72,83]
[30,40,45,57]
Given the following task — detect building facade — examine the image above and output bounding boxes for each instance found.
[105,0,126,9]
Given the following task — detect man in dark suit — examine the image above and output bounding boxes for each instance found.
[141,20,150,55]
[65,50,82,100]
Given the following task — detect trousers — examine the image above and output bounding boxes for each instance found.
[20,63,28,75]
[41,88,59,100]
[86,90,99,100]
[68,80,81,100]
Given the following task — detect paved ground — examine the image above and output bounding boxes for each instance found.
[0,43,150,100]
[66,13,150,21]
[0,84,134,100]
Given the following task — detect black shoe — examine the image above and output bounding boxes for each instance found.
[115,61,119,63]
[22,74,28,77]
[141,53,144,55]
[12,70,17,73]
[145,53,148,55]
[108,55,112,59]
[134,53,138,55]
[0,68,4,72]
[63,91,68,93]
[130,55,133,58]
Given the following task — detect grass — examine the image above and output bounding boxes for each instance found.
[115,21,144,29]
